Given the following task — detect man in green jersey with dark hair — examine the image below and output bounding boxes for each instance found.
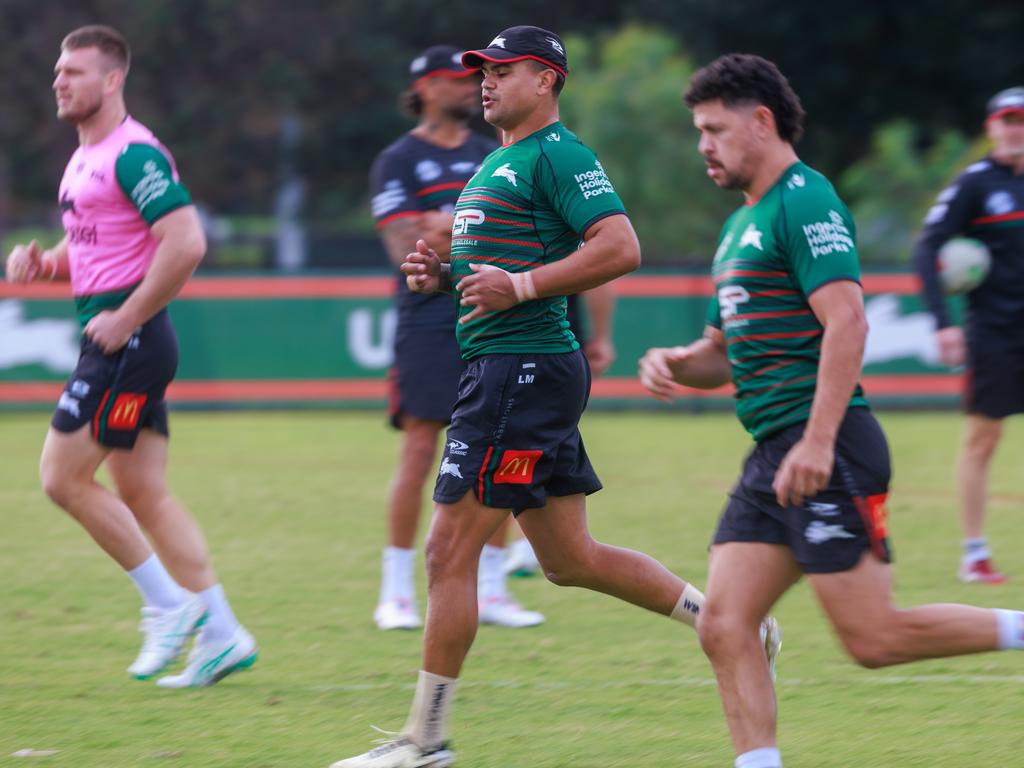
[331,26,777,768]
[641,53,1024,768]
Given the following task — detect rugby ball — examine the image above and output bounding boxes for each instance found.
[937,237,991,294]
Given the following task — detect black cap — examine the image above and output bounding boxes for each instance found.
[462,26,568,79]
[987,87,1024,120]
[408,45,475,84]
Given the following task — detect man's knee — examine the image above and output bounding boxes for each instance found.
[964,420,1003,462]
[697,608,753,660]
[537,537,596,588]
[40,458,85,512]
[834,611,913,669]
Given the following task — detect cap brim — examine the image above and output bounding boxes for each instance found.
[461,49,567,78]
[988,107,1024,121]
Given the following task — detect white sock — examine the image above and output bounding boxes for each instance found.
[478,545,506,601]
[127,554,187,610]
[736,746,782,767]
[963,538,990,565]
[199,584,240,642]
[670,583,705,629]
[995,609,1024,650]
[403,670,458,750]
[381,546,416,603]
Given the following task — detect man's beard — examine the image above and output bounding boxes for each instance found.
[60,95,102,124]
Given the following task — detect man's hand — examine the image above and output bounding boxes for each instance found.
[5,240,44,283]
[936,326,966,367]
[458,263,526,324]
[638,346,691,402]
[400,239,442,293]
[84,309,138,354]
[772,434,834,508]
[584,336,615,377]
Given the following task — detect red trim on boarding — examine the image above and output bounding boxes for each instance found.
[416,181,467,197]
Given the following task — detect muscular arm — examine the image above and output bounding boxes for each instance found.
[84,206,205,351]
[772,280,866,505]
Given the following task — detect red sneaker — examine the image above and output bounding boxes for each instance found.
[958,558,1009,584]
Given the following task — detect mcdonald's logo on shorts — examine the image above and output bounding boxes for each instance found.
[493,449,543,485]
[107,393,148,430]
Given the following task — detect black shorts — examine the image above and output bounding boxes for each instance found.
[433,349,602,513]
[51,309,177,450]
[389,329,464,428]
[965,332,1024,419]
[712,407,893,574]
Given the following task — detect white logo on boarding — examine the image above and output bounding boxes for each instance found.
[717,285,750,320]
[439,457,464,479]
[452,208,485,235]
[804,520,856,545]
[491,163,518,186]
[739,223,763,251]
[447,439,469,456]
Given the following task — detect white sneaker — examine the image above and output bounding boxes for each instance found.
[127,595,208,680]
[375,598,423,630]
[503,538,541,577]
[330,736,454,768]
[479,595,544,628]
[156,625,258,688]
[760,616,783,681]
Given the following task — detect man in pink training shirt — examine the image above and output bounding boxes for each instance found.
[5,24,256,687]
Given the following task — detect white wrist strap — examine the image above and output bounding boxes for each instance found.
[508,271,538,303]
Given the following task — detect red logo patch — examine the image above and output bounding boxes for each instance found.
[107,393,147,430]
[493,449,543,485]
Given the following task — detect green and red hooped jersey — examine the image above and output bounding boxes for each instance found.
[706,162,869,441]
[450,121,626,359]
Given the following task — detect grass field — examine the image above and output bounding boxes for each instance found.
[1,410,1023,767]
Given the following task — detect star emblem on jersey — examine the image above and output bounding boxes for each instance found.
[491,163,518,186]
[490,36,507,49]
[739,223,764,251]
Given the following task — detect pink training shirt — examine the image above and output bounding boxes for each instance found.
[58,116,192,298]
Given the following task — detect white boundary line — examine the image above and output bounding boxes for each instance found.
[310,674,1024,693]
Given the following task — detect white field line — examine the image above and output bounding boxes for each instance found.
[310,674,1024,693]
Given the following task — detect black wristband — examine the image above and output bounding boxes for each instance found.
[437,263,453,294]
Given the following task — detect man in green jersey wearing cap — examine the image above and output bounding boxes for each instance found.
[641,53,1024,768]
[330,26,780,768]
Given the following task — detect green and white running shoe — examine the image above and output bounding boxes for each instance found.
[156,625,258,688]
[127,595,208,680]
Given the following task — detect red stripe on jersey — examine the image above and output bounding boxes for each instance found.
[459,194,526,212]
[728,329,822,343]
[716,269,789,280]
[730,309,814,322]
[375,211,421,229]
[748,289,799,298]
[487,217,534,228]
[459,254,536,267]
[735,357,804,383]
[417,181,467,197]
[970,211,1024,225]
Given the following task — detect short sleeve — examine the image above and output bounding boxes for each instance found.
[536,140,626,235]
[370,149,419,228]
[115,143,191,225]
[782,188,860,296]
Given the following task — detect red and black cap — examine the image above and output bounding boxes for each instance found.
[987,87,1024,121]
[409,45,476,84]
[461,26,568,79]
